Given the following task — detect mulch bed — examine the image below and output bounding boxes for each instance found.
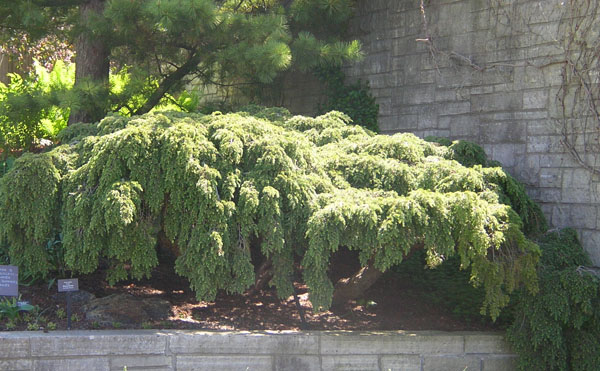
[5,258,498,332]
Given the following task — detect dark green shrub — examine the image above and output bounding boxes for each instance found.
[395,250,488,324]
[314,66,379,132]
[425,137,488,168]
[0,156,16,178]
[507,229,600,371]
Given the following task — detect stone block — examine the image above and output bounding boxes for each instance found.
[514,66,547,89]
[581,230,600,266]
[435,89,460,102]
[439,102,471,116]
[539,168,562,188]
[33,357,109,371]
[527,135,563,153]
[512,111,548,120]
[420,70,437,84]
[0,359,31,371]
[404,85,435,105]
[514,155,541,186]
[418,112,438,130]
[561,188,592,204]
[482,355,518,371]
[448,116,479,139]
[469,86,495,95]
[437,69,482,89]
[527,120,558,136]
[541,63,563,86]
[176,355,272,371]
[540,203,553,218]
[491,143,525,168]
[320,331,464,355]
[321,355,379,371]
[0,335,30,358]
[478,112,516,122]
[361,53,390,75]
[538,188,561,203]
[423,355,481,371]
[379,97,393,116]
[523,90,548,109]
[275,356,320,371]
[540,154,575,168]
[169,331,319,355]
[480,122,526,144]
[379,112,401,131]
[492,83,517,93]
[380,355,422,371]
[562,168,592,190]
[471,92,523,113]
[437,3,474,35]
[29,331,167,357]
[369,74,393,89]
[571,205,597,230]
[110,355,172,370]
[421,129,451,138]
[464,334,512,354]
[394,115,418,130]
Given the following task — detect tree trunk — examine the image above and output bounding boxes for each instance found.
[68,0,110,125]
[331,259,384,307]
[247,259,273,296]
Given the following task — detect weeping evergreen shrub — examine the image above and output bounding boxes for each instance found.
[0,108,541,317]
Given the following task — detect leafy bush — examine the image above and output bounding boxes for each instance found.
[0,61,73,152]
[0,61,203,152]
[0,108,540,316]
[315,66,379,132]
[507,229,600,371]
[0,297,34,321]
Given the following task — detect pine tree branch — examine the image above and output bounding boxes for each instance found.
[134,52,201,115]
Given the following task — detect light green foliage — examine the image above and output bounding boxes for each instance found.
[507,229,600,371]
[0,109,540,317]
[0,64,68,151]
[425,137,547,237]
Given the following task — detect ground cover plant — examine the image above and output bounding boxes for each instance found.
[0,107,542,319]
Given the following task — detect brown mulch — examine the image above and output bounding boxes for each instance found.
[4,257,499,332]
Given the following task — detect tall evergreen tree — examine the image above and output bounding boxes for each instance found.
[0,0,361,123]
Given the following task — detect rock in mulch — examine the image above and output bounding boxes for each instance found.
[83,294,172,325]
[53,290,96,304]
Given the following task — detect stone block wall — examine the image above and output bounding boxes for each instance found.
[0,330,515,371]
[282,0,600,264]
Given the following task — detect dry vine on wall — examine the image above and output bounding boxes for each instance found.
[557,0,600,176]
[417,0,600,177]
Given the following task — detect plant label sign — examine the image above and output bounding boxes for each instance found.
[0,265,18,297]
[58,279,79,292]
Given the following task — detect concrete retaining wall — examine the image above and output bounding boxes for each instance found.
[0,330,516,371]
[281,0,600,264]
